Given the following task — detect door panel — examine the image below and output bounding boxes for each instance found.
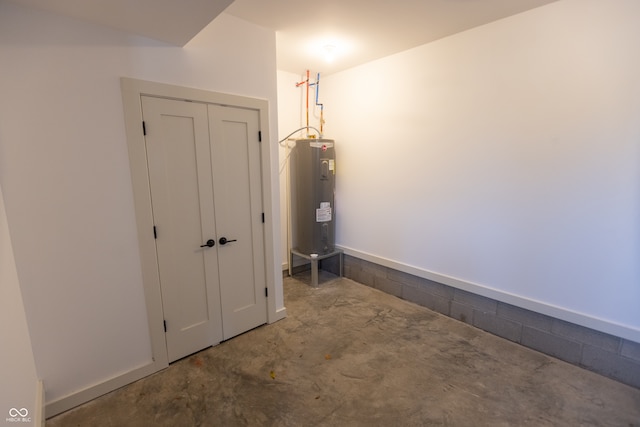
[141,96,267,362]
[142,96,223,362]
[208,105,267,339]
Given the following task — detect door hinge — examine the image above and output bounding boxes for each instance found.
[153,226,157,239]
[265,287,268,297]
[142,121,146,136]
[261,213,265,223]
[258,131,262,142]
[163,320,167,332]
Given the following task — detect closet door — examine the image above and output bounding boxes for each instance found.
[141,96,267,362]
[208,105,267,339]
[142,96,222,362]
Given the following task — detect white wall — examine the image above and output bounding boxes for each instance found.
[322,0,640,341]
[0,185,40,426]
[276,70,310,267]
[0,1,282,412]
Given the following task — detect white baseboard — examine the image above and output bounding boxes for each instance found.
[339,245,640,344]
[271,307,287,323]
[35,380,44,427]
[45,360,164,419]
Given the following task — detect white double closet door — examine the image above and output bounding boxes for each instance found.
[141,96,267,362]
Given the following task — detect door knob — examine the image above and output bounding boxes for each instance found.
[200,239,215,248]
[218,237,237,245]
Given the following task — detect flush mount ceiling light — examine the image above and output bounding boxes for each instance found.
[304,36,355,66]
[323,44,336,63]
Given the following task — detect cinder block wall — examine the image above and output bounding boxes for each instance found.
[321,254,640,389]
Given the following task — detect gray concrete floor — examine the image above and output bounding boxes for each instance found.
[48,274,640,426]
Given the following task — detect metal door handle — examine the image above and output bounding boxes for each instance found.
[218,237,237,245]
[200,239,215,248]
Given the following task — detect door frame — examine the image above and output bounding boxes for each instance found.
[120,77,285,369]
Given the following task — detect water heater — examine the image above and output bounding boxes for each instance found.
[291,138,336,255]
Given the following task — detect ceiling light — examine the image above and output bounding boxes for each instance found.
[323,45,336,63]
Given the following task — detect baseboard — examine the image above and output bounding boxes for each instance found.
[272,307,287,323]
[33,380,45,427]
[45,360,164,419]
[338,245,640,344]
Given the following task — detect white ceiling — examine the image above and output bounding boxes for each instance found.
[5,0,234,45]
[225,0,558,75]
[7,0,557,75]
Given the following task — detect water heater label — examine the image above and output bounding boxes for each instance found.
[329,159,335,172]
[310,142,334,149]
[316,202,332,222]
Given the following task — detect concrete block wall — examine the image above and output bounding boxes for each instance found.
[321,254,640,389]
